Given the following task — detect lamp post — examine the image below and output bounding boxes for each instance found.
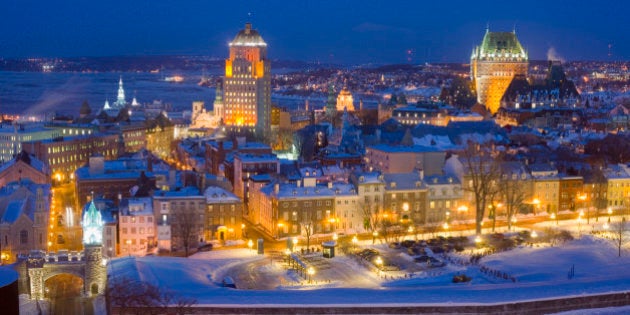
[578,193,589,224]
[126,239,131,257]
[292,237,298,252]
[375,256,383,276]
[372,231,378,244]
[577,211,584,238]
[351,235,358,252]
[307,267,315,284]
[247,239,253,253]
[277,222,284,239]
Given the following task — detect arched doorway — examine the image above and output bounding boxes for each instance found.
[44,273,84,299]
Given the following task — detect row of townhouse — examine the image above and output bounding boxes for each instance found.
[96,184,244,257]
[249,169,463,238]
[449,154,630,219]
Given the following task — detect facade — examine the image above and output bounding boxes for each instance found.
[232,153,279,200]
[364,144,445,176]
[471,29,528,114]
[558,176,584,212]
[350,171,385,232]
[331,183,361,234]
[74,155,156,209]
[336,85,354,111]
[603,165,630,210]
[223,23,272,137]
[423,174,461,224]
[204,186,244,241]
[0,180,50,263]
[118,197,155,256]
[530,164,560,215]
[383,172,428,225]
[0,123,57,164]
[153,187,206,252]
[259,178,337,239]
[23,132,119,182]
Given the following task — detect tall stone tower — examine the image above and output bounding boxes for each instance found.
[471,28,528,114]
[82,201,106,296]
[223,23,271,138]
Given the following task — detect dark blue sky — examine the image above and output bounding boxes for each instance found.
[1,0,627,64]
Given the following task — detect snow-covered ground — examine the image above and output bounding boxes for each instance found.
[106,233,630,307]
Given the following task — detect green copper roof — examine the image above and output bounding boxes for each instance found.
[472,30,527,60]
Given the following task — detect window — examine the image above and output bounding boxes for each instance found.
[20,230,28,244]
[430,201,435,209]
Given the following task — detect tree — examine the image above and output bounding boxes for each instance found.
[460,142,501,235]
[172,208,202,257]
[360,200,380,244]
[498,169,528,231]
[612,217,627,257]
[301,219,314,251]
[106,276,196,315]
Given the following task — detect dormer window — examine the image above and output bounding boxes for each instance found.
[390,182,396,188]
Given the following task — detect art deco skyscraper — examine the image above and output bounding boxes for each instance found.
[223,23,271,137]
[471,28,528,114]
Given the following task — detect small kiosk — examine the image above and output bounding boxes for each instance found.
[322,241,336,258]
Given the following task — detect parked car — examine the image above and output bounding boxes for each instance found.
[222,276,236,288]
[198,243,213,252]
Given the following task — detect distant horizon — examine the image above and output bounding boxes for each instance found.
[1,1,628,65]
[0,54,625,67]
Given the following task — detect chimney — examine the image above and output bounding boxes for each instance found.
[274,183,280,194]
[327,182,333,189]
[296,180,301,188]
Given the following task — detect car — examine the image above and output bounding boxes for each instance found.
[198,243,213,252]
[222,276,236,288]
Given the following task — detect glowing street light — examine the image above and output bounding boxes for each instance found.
[247,239,253,252]
[531,231,538,238]
[375,256,383,276]
[372,231,378,244]
[474,235,482,244]
[332,233,338,241]
[307,267,315,284]
[351,235,358,252]
[292,237,298,251]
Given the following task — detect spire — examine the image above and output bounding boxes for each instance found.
[485,22,490,33]
[116,76,126,107]
[103,98,111,110]
[82,200,104,245]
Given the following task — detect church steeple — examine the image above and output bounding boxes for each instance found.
[115,76,126,107]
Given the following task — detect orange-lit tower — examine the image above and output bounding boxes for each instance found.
[223,23,271,137]
[471,28,528,114]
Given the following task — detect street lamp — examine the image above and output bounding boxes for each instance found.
[307,267,315,284]
[292,237,298,252]
[372,231,378,244]
[247,239,253,253]
[126,239,131,256]
[351,235,358,252]
[375,256,383,276]
[578,194,589,224]
[332,233,338,242]
[531,230,538,239]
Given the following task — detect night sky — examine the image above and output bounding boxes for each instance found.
[1,0,627,64]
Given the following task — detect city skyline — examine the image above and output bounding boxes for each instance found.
[1,1,628,64]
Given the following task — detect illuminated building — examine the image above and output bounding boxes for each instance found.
[471,28,528,114]
[336,85,354,111]
[223,23,271,137]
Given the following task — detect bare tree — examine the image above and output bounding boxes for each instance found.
[612,217,627,257]
[172,208,202,257]
[498,171,527,231]
[107,276,196,315]
[460,142,501,235]
[360,200,380,244]
[302,220,314,250]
